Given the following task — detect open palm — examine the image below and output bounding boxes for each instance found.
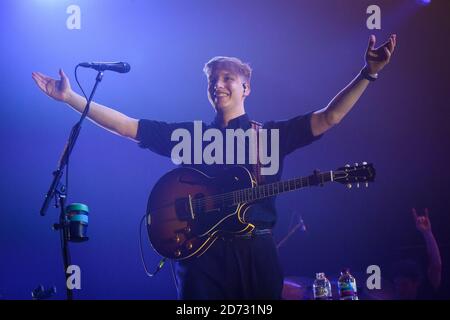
[32,69,72,102]
[365,34,396,74]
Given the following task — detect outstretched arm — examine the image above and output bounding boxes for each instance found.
[32,69,139,140]
[311,34,397,136]
[412,208,442,290]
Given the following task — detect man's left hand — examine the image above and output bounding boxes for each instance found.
[365,34,397,74]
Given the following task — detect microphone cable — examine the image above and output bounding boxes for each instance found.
[74,64,89,101]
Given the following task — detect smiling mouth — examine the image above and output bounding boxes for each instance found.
[214,92,229,98]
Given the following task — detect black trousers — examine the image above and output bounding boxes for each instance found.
[174,233,284,300]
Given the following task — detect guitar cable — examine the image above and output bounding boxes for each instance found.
[139,214,167,277]
[170,260,180,294]
[138,215,180,295]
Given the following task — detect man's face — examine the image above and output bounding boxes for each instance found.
[207,69,248,112]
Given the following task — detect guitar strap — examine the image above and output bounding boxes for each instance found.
[250,120,264,184]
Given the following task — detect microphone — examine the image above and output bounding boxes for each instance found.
[79,61,131,73]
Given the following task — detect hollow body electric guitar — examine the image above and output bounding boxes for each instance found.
[146,163,375,260]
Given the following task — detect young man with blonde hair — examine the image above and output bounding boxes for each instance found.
[32,34,396,299]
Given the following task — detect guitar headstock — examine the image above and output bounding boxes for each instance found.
[333,162,376,188]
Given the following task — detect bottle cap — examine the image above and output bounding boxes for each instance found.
[341,268,350,274]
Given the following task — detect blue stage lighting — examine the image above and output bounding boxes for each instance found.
[417,0,431,5]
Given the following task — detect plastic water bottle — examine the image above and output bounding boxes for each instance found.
[313,272,332,300]
[337,268,358,300]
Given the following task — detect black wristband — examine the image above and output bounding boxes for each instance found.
[360,68,378,82]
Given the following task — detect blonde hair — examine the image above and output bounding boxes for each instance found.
[203,56,252,83]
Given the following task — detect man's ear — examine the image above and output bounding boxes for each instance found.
[243,83,251,97]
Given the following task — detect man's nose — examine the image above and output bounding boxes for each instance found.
[213,79,225,89]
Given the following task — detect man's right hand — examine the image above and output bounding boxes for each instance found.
[31,68,138,140]
[32,69,72,103]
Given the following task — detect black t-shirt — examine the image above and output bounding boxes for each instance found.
[137,113,322,228]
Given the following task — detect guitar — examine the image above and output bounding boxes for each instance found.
[146,162,375,260]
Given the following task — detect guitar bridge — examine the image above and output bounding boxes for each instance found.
[175,196,196,221]
[188,194,195,219]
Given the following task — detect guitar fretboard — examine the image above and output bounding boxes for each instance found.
[231,171,334,204]
[192,171,334,210]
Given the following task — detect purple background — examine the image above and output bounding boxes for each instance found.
[0,0,449,299]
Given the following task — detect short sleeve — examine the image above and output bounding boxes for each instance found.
[265,112,323,157]
[137,119,192,158]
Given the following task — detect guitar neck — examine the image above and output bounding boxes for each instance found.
[232,171,334,204]
[191,163,374,211]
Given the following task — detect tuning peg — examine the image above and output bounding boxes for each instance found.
[365,182,369,188]
[356,183,360,188]
[347,183,352,189]
[362,161,368,165]
[354,162,359,167]
[345,164,350,168]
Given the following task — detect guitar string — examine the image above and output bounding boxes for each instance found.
[151,180,315,214]
[148,169,370,213]
[193,170,341,204]
[191,169,369,209]
[191,176,319,208]
[148,168,371,213]
[191,174,331,208]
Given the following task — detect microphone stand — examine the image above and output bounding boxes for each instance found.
[39,70,104,300]
[277,214,307,249]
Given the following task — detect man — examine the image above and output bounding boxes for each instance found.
[32,34,396,299]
